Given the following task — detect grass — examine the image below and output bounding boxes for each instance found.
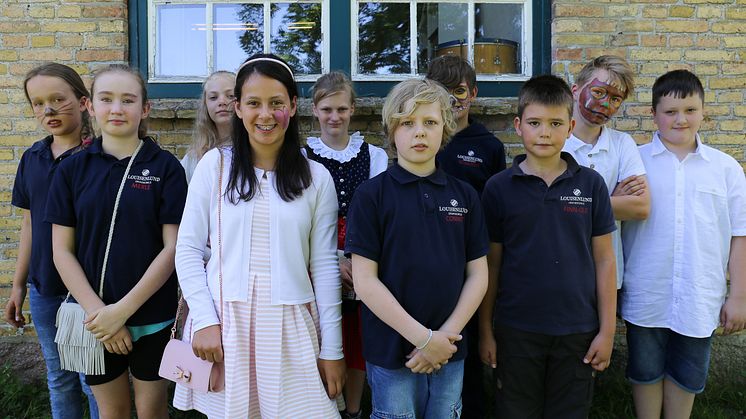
[1,360,743,419]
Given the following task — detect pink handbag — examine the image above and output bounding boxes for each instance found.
[159,150,226,393]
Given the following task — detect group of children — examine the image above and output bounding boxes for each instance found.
[3,52,744,419]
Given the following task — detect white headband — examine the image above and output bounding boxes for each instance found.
[237,57,294,79]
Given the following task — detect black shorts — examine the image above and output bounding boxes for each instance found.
[495,323,597,419]
[86,323,172,386]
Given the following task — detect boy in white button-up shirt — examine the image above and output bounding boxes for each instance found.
[563,55,650,289]
[621,69,746,419]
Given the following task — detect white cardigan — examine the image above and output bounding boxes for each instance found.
[176,147,343,360]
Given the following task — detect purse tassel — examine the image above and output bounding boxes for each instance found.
[54,302,105,375]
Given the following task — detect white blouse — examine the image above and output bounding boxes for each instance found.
[176,147,343,359]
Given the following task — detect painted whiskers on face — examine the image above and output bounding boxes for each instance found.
[26,75,87,138]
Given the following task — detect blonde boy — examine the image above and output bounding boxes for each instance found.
[345,79,488,418]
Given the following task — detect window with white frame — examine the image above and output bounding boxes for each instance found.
[148,0,328,82]
[353,0,532,81]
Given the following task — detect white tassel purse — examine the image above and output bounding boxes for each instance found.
[55,140,144,375]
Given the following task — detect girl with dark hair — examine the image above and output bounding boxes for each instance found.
[47,64,187,418]
[5,63,100,419]
[174,54,345,417]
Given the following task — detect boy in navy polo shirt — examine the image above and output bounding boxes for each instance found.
[427,53,507,419]
[345,79,488,418]
[479,75,617,418]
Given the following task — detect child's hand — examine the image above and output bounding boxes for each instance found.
[192,324,223,363]
[85,303,130,341]
[102,327,133,355]
[583,332,614,372]
[720,295,746,335]
[317,358,346,399]
[4,285,27,328]
[405,349,438,374]
[612,175,646,197]
[479,331,497,368]
[339,257,354,292]
[419,330,460,366]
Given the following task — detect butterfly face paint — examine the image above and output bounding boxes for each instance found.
[578,78,625,125]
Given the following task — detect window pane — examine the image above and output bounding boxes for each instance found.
[214,4,263,73]
[358,3,410,75]
[416,3,468,74]
[270,3,322,75]
[475,3,523,74]
[156,4,207,77]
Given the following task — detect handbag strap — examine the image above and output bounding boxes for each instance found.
[171,149,225,339]
[98,140,144,298]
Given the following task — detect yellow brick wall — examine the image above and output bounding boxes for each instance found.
[1,0,745,335]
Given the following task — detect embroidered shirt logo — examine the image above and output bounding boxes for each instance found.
[573,188,581,196]
[142,169,150,176]
[450,199,458,206]
[440,198,468,222]
[129,168,161,190]
[456,150,483,167]
[561,188,592,214]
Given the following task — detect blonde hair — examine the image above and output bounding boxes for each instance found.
[90,64,150,138]
[382,79,456,151]
[575,55,635,99]
[311,71,355,105]
[188,71,236,160]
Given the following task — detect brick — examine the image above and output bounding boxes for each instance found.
[28,6,54,19]
[30,36,55,48]
[98,20,125,32]
[705,105,731,116]
[0,50,18,62]
[610,34,638,46]
[630,49,681,61]
[584,48,627,59]
[694,63,719,75]
[57,5,82,18]
[85,36,115,48]
[2,35,28,48]
[720,120,745,132]
[83,6,125,18]
[669,36,694,47]
[684,0,735,3]
[620,20,654,31]
[695,36,721,48]
[735,106,746,117]
[723,63,746,75]
[710,78,746,89]
[718,91,743,102]
[59,35,84,48]
[642,6,667,18]
[12,120,38,133]
[554,5,605,17]
[726,8,746,19]
[18,49,72,61]
[0,64,6,75]
[697,6,723,18]
[0,149,13,160]
[0,136,31,146]
[612,118,640,131]
[712,22,746,33]
[75,49,126,62]
[670,6,695,17]
[705,134,746,145]
[555,48,583,61]
[0,22,40,33]
[641,35,667,47]
[657,20,708,33]
[583,20,616,32]
[9,64,36,76]
[41,22,97,33]
[555,34,606,46]
[639,63,669,75]
[625,105,652,116]
[685,50,735,61]
[723,36,746,47]
[1,5,25,18]
[553,20,583,33]
[608,6,639,17]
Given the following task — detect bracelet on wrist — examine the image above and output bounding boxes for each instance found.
[416,328,433,350]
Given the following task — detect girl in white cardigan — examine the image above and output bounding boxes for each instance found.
[174,54,345,418]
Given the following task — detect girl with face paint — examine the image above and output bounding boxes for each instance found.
[6,63,100,419]
[174,54,346,417]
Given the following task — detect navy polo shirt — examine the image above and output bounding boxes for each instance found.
[45,138,187,326]
[11,136,85,296]
[436,119,507,195]
[482,152,616,336]
[345,163,489,369]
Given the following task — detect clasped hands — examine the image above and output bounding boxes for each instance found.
[84,303,133,355]
[405,330,461,374]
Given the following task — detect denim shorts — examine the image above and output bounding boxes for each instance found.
[366,359,464,419]
[625,322,713,394]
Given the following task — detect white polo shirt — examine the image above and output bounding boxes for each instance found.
[621,132,746,338]
[563,126,646,288]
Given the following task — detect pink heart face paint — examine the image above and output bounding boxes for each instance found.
[273,106,290,129]
[578,78,625,125]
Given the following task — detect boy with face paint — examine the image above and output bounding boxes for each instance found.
[563,55,650,290]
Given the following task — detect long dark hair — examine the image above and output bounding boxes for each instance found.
[227,54,310,203]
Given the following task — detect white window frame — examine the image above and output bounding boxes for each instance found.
[147,0,330,83]
[351,0,532,82]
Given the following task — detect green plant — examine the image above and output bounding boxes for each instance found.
[0,364,50,419]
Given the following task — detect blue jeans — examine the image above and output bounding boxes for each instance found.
[29,286,99,419]
[366,360,464,419]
